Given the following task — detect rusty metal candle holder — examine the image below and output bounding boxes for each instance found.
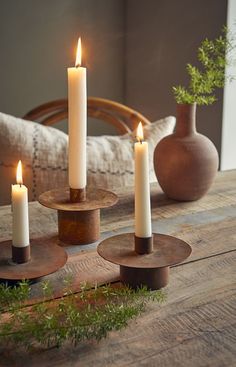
[39,187,118,245]
[97,233,192,290]
[0,238,67,281]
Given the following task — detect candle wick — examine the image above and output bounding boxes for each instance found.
[136,135,143,144]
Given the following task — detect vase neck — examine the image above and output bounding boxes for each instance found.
[175,103,197,136]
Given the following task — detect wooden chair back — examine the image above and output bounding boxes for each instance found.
[23,97,151,134]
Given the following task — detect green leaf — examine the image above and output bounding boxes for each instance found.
[173,26,236,105]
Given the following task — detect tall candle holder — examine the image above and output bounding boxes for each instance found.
[0,238,67,281]
[39,187,118,245]
[97,233,192,290]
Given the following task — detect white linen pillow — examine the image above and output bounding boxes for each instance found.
[0,112,175,205]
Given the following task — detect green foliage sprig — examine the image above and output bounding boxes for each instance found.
[0,279,165,350]
[173,27,235,105]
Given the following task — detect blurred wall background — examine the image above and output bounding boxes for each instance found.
[0,0,232,165]
[0,0,125,135]
[125,0,227,157]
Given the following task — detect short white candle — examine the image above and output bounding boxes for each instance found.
[135,122,152,238]
[68,37,87,189]
[12,161,30,247]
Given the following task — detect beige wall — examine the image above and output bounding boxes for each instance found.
[0,0,125,135]
[125,0,227,155]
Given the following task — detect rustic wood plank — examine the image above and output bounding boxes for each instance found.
[0,202,234,305]
[162,206,236,262]
[1,171,235,242]
[0,172,235,292]
[25,206,236,303]
[1,250,235,366]
[102,171,236,229]
[28,249,119,304]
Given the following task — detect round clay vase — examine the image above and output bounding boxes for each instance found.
[154,103,219,201]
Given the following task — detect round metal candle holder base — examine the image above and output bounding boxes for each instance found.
[97,233,192,290]
[39,187,118,245]
[0,239,67,281]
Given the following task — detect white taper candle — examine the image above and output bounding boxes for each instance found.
[134,122,152,238]
[12,161,30,247]
[68,37,87,189]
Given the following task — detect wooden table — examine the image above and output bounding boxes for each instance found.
[0,170,235,366]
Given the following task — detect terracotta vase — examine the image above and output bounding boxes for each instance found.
[153,103,219,201]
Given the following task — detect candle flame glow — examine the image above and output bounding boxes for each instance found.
[75,37,82,67]
[16,160,23,185]
[136,122,144,143]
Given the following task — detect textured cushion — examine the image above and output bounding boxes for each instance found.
[0,112,175,205]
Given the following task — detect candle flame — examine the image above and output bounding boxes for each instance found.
[16,160,23,185]
[136,122,144,143]
[75,37,82,67]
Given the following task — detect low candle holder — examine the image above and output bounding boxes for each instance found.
[0,238,67,281]
[97,233,192,290]
[39,187,118,245]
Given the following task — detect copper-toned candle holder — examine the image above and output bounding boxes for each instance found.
[97,233,192,290]
[70,187,86,203]
[39,187,118,245]
[0,238,67,281]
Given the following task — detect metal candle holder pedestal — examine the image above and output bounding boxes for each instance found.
[39,187,118,245]
[97,233,192,290]
[0,238,67,281]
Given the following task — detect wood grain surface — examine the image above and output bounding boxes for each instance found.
[0,170,235,366]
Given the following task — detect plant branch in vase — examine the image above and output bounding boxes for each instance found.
[154,27,236,201]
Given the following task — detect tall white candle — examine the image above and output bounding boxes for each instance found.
[68,37,87,189]
[135,122,152,238]
[12,161,30,247]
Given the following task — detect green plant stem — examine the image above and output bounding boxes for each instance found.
[0,280,165,350]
